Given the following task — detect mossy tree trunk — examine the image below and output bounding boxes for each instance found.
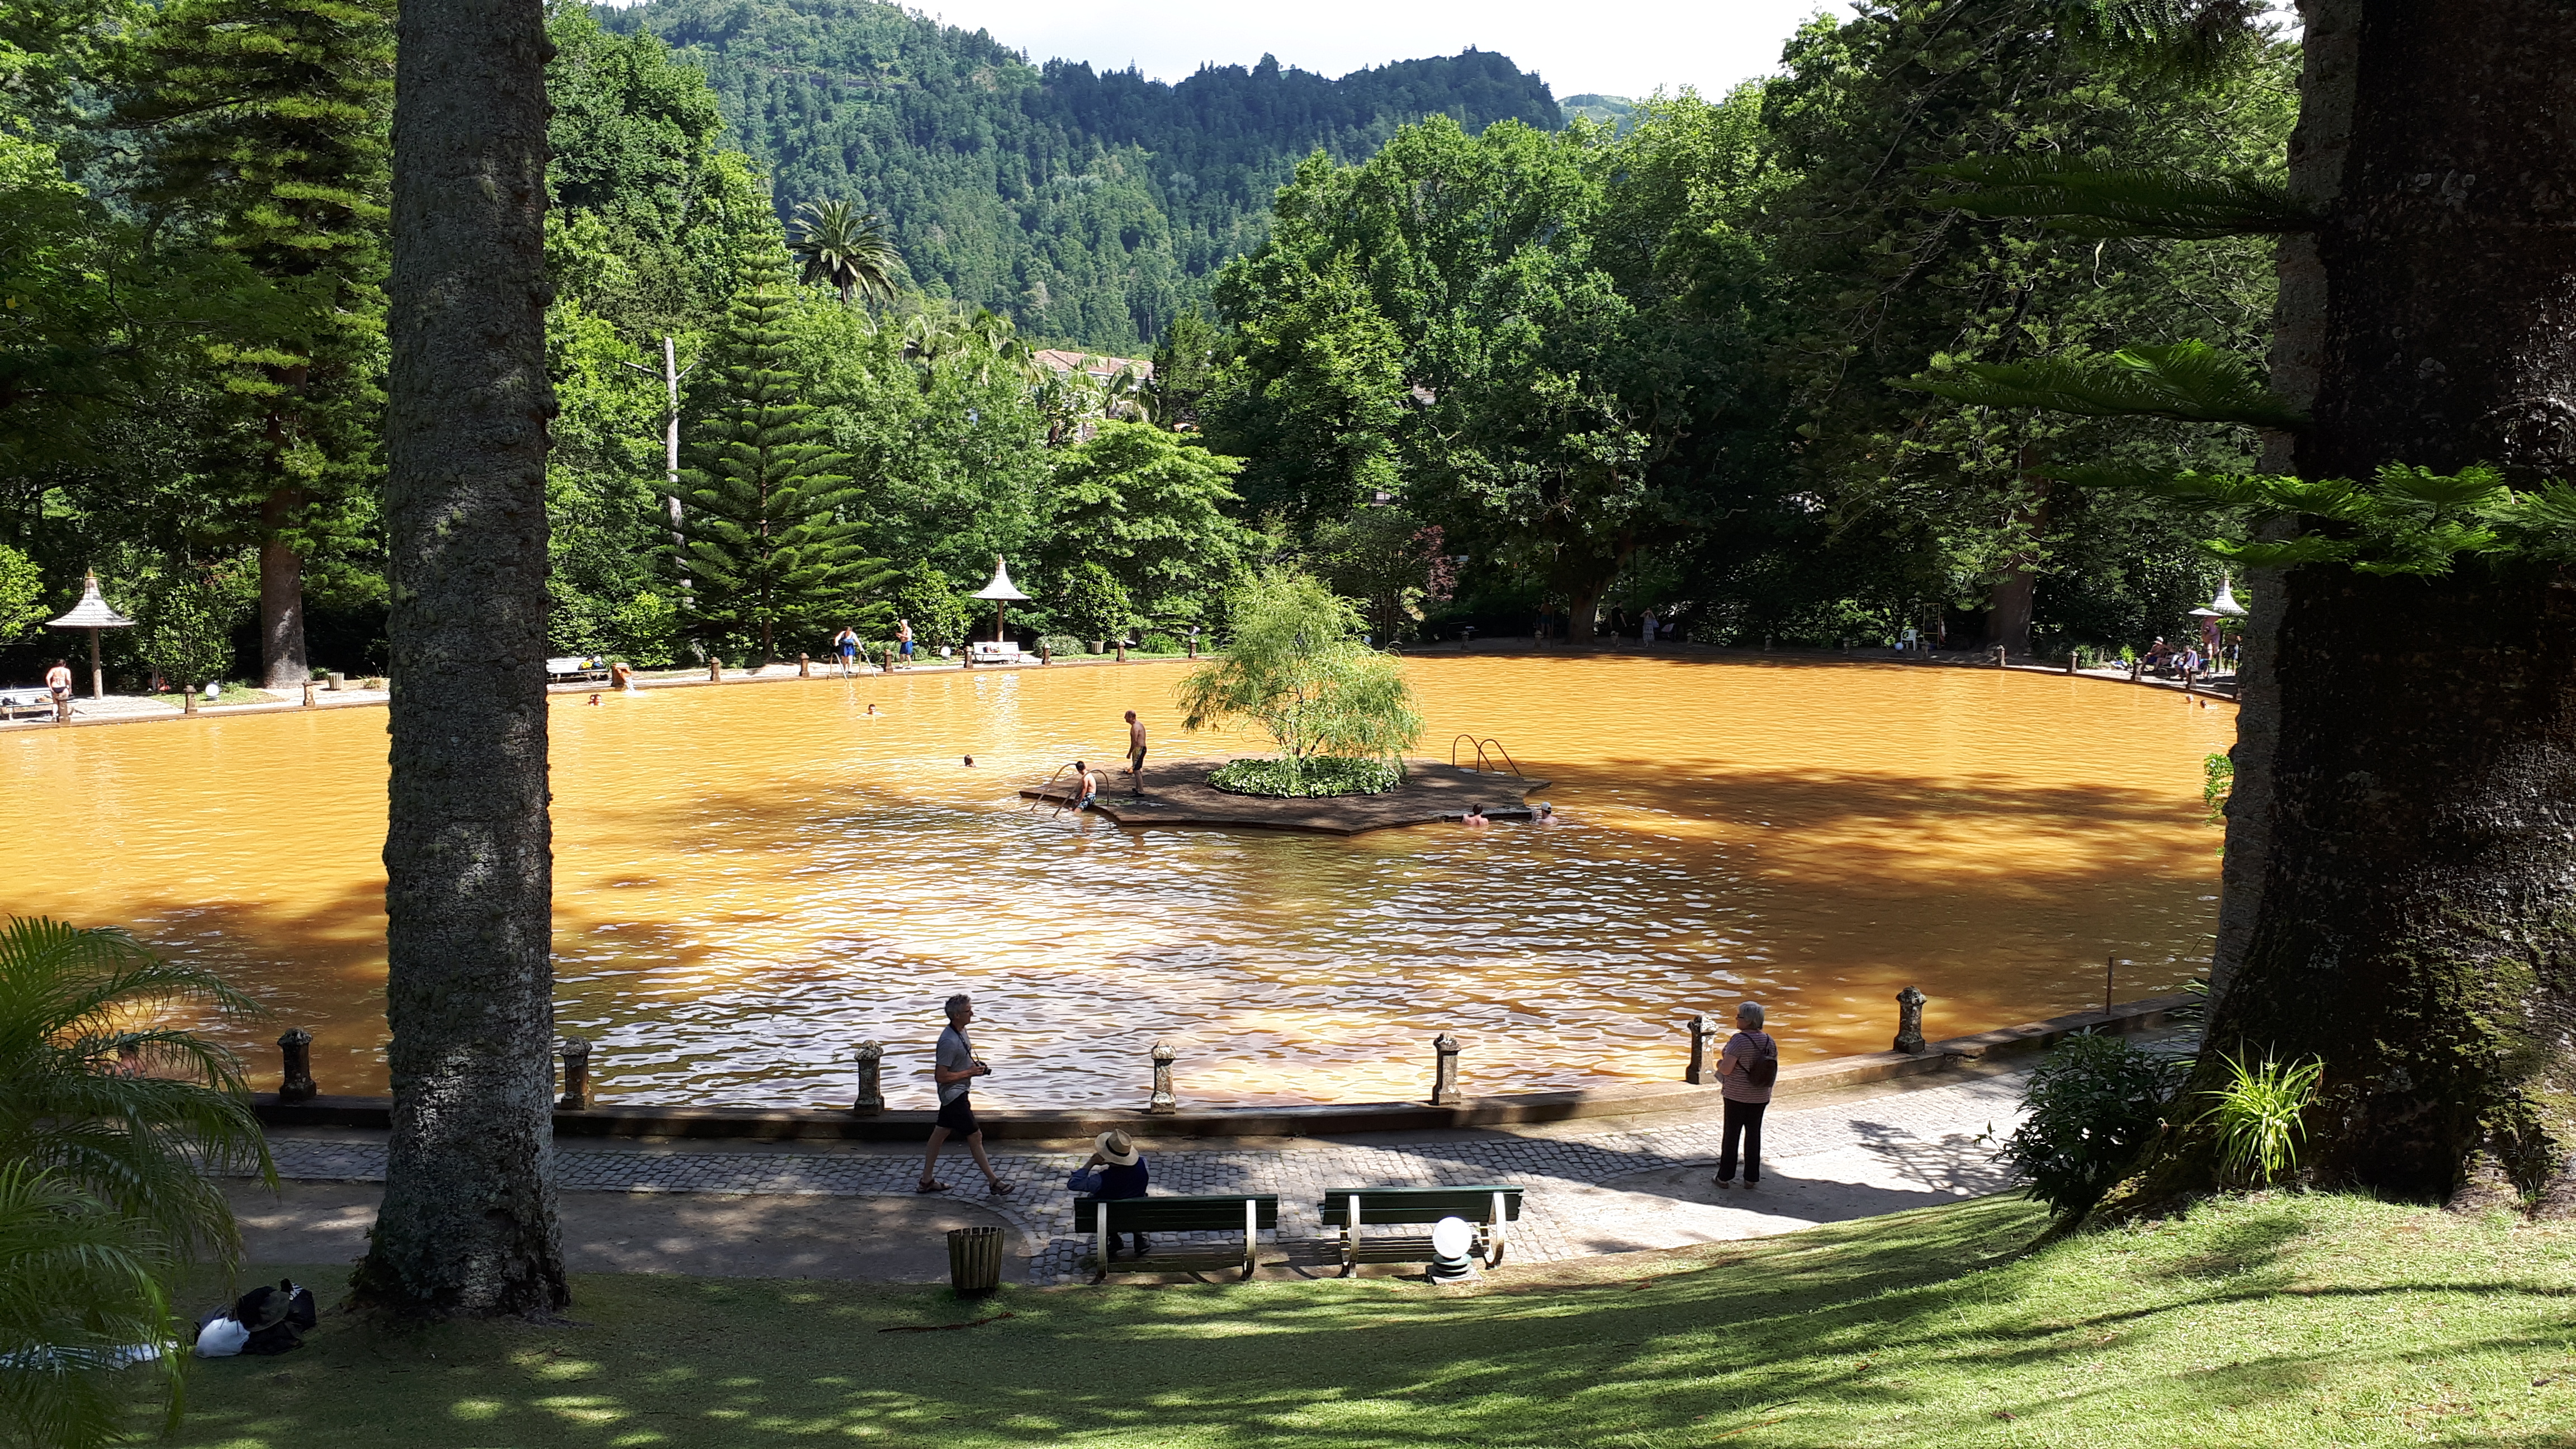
[2127,0,2576,1212]
[350,0,567,1316]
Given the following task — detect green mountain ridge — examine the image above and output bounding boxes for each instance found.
[596,0,1562,349]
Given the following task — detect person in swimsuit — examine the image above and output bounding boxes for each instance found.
[609,660,636,692]
[897,618,915,664]
[1462,803,1489,828]
[1068,761,1100,811]
[45,659,72,707]
[833,626,860,676]
[1124,710,1147,797]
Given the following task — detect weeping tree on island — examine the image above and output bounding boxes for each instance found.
[679,258,895,665]
[1176,570,1422,783]
[349,0,566,1318]
[1918,0,2576,1213]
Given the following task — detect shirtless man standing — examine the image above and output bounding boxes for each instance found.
[44,659,73,716]
[1124,709,1147,797]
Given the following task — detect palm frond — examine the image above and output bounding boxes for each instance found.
[1902,340,2304,428]
[0,916,273,1269]
[0,1163,184,1449]
[1929,155,2310,239]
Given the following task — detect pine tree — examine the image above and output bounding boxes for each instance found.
[678,259,891,663]
[116,0,392,687]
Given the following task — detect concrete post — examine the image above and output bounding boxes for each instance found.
[852,1040,885,1115]
[1685,1014,1721,1085]
[558,1035,593,1109]
[1430,1033,1462,1106]
[302,680,318,706]
[1893,986,1928,1055]
[1115,642,1126,664]
[2066,652,2078,675]
[1040,641,1052,665]
[276,1027,316,1103]
[798,653,810,678]
[707,656,722,683]
[179,689,195,717]
[1992,645,2007,668]
[1147,1040,1178,1115]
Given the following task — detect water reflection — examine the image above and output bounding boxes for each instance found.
[0,656,2237,1107]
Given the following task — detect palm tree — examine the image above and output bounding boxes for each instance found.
[0,917,272,1267]
[789,198,901,307]
[0,1163,186,1449]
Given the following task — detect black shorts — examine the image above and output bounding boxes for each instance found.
[936,1093,978,1135]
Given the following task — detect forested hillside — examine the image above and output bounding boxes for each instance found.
[595,0,1561,349]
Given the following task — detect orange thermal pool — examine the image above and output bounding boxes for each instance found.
[0,655,2237,1109]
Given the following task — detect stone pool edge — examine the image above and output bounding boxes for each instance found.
[252,992,2194,1141]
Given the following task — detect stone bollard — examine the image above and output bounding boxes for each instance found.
[1762,636,1772,652]
[558,1036,593,1110]
[707,656,723,683]
[851,1040,885,1115]
[1430,1033,1462,1106]
[2066,652,2078,675]
[1893,986,1928,1055]
[1992,645,2007,668]
[1115,642,1126,663]
[179,689,195,717]
[302,680,318,707]
[276,1027,316,1103]
[1685,1014,1721,1085]
[1147,1040,1178,1115]
[1040,640,1052,665]
[798,653,810,678]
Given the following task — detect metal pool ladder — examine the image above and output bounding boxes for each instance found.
[1449,735,1524,777]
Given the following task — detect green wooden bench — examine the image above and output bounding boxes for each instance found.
[1073,1194,1280,1283]
[1315,1185,1525,1277]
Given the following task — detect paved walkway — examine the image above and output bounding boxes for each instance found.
[234,1065,2040,1285]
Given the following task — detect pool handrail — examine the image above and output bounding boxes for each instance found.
[1448,735,1524,778]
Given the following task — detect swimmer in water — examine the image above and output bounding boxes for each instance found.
[1462,803,1489,828]
[963,755,975,767]
[1068,761,1100,811]
[586,693,602,706]
[867,702,878,716]
[609,660,636,693]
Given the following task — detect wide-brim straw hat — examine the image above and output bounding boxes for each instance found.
[1095,1130,1140,1166]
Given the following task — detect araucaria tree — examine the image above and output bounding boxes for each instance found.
[119,0,394,688]
[351,0,566,1318]
[679,259,888,664]
[1925,1,2576,1211]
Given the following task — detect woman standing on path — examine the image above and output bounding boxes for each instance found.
[1712,1001,1777,1189]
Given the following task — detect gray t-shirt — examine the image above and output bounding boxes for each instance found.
[936,1024,973,1105]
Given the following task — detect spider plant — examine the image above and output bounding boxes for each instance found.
[2205,1050,2324,1187]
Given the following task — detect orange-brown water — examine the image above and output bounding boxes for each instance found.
[0,656,2236,1109]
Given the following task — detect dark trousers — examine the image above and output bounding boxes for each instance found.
[1717,1098,1768,1183]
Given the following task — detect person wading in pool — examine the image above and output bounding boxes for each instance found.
[1067,760,1101,811]
[920,994,1010,1196]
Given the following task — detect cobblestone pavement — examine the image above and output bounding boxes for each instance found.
[239,1068,2037,1285]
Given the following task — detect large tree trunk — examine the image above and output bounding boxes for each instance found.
[255,515,307,689]
[1980,460,2051,657]
[350,0,566,1317]
[2124,0,2576,1213]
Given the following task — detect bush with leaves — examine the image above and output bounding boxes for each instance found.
[892,562,970,649]
[0,544,41,643]
[1993,1032,2185,1219]
[138,570,244,691]
[1054,562,1133,645]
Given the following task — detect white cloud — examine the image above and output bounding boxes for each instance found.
[918,0,1836,101]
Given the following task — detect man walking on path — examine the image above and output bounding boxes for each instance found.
[1712,1001,1777,1189]
[1125,709,1147,797]
[896,618,915,665]
[920,995,1011,1196]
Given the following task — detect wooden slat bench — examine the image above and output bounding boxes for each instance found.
[1316,1186,1524,1277]
[1073,1194,1279,1283]
[0,688,58,721]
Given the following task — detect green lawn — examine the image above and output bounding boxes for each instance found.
[169,1193,2576,1448]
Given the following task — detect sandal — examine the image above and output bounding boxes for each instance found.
[987,1180,1014,1196]
[917,1178,951,1194]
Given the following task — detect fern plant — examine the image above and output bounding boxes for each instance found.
[2205,1051,2323,1187]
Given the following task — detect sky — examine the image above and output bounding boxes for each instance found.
[917,0,1838,102]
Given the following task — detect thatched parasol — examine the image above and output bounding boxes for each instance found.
[973,555,1030,644]
[45,572,134,699]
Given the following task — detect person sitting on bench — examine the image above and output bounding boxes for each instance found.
[1079,1130,1152,1258]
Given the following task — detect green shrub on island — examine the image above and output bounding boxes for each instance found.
[1992,1032,2185,1219]
[1139,631,1183,655]
[1176,570,1422,768]
[1206,756,1403,798]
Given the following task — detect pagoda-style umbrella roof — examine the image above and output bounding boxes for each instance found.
[46,572,135,629]
[974,556,1030,601]
[2209,577,2248,617]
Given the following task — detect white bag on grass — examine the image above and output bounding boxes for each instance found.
[194,1318,248,1358]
